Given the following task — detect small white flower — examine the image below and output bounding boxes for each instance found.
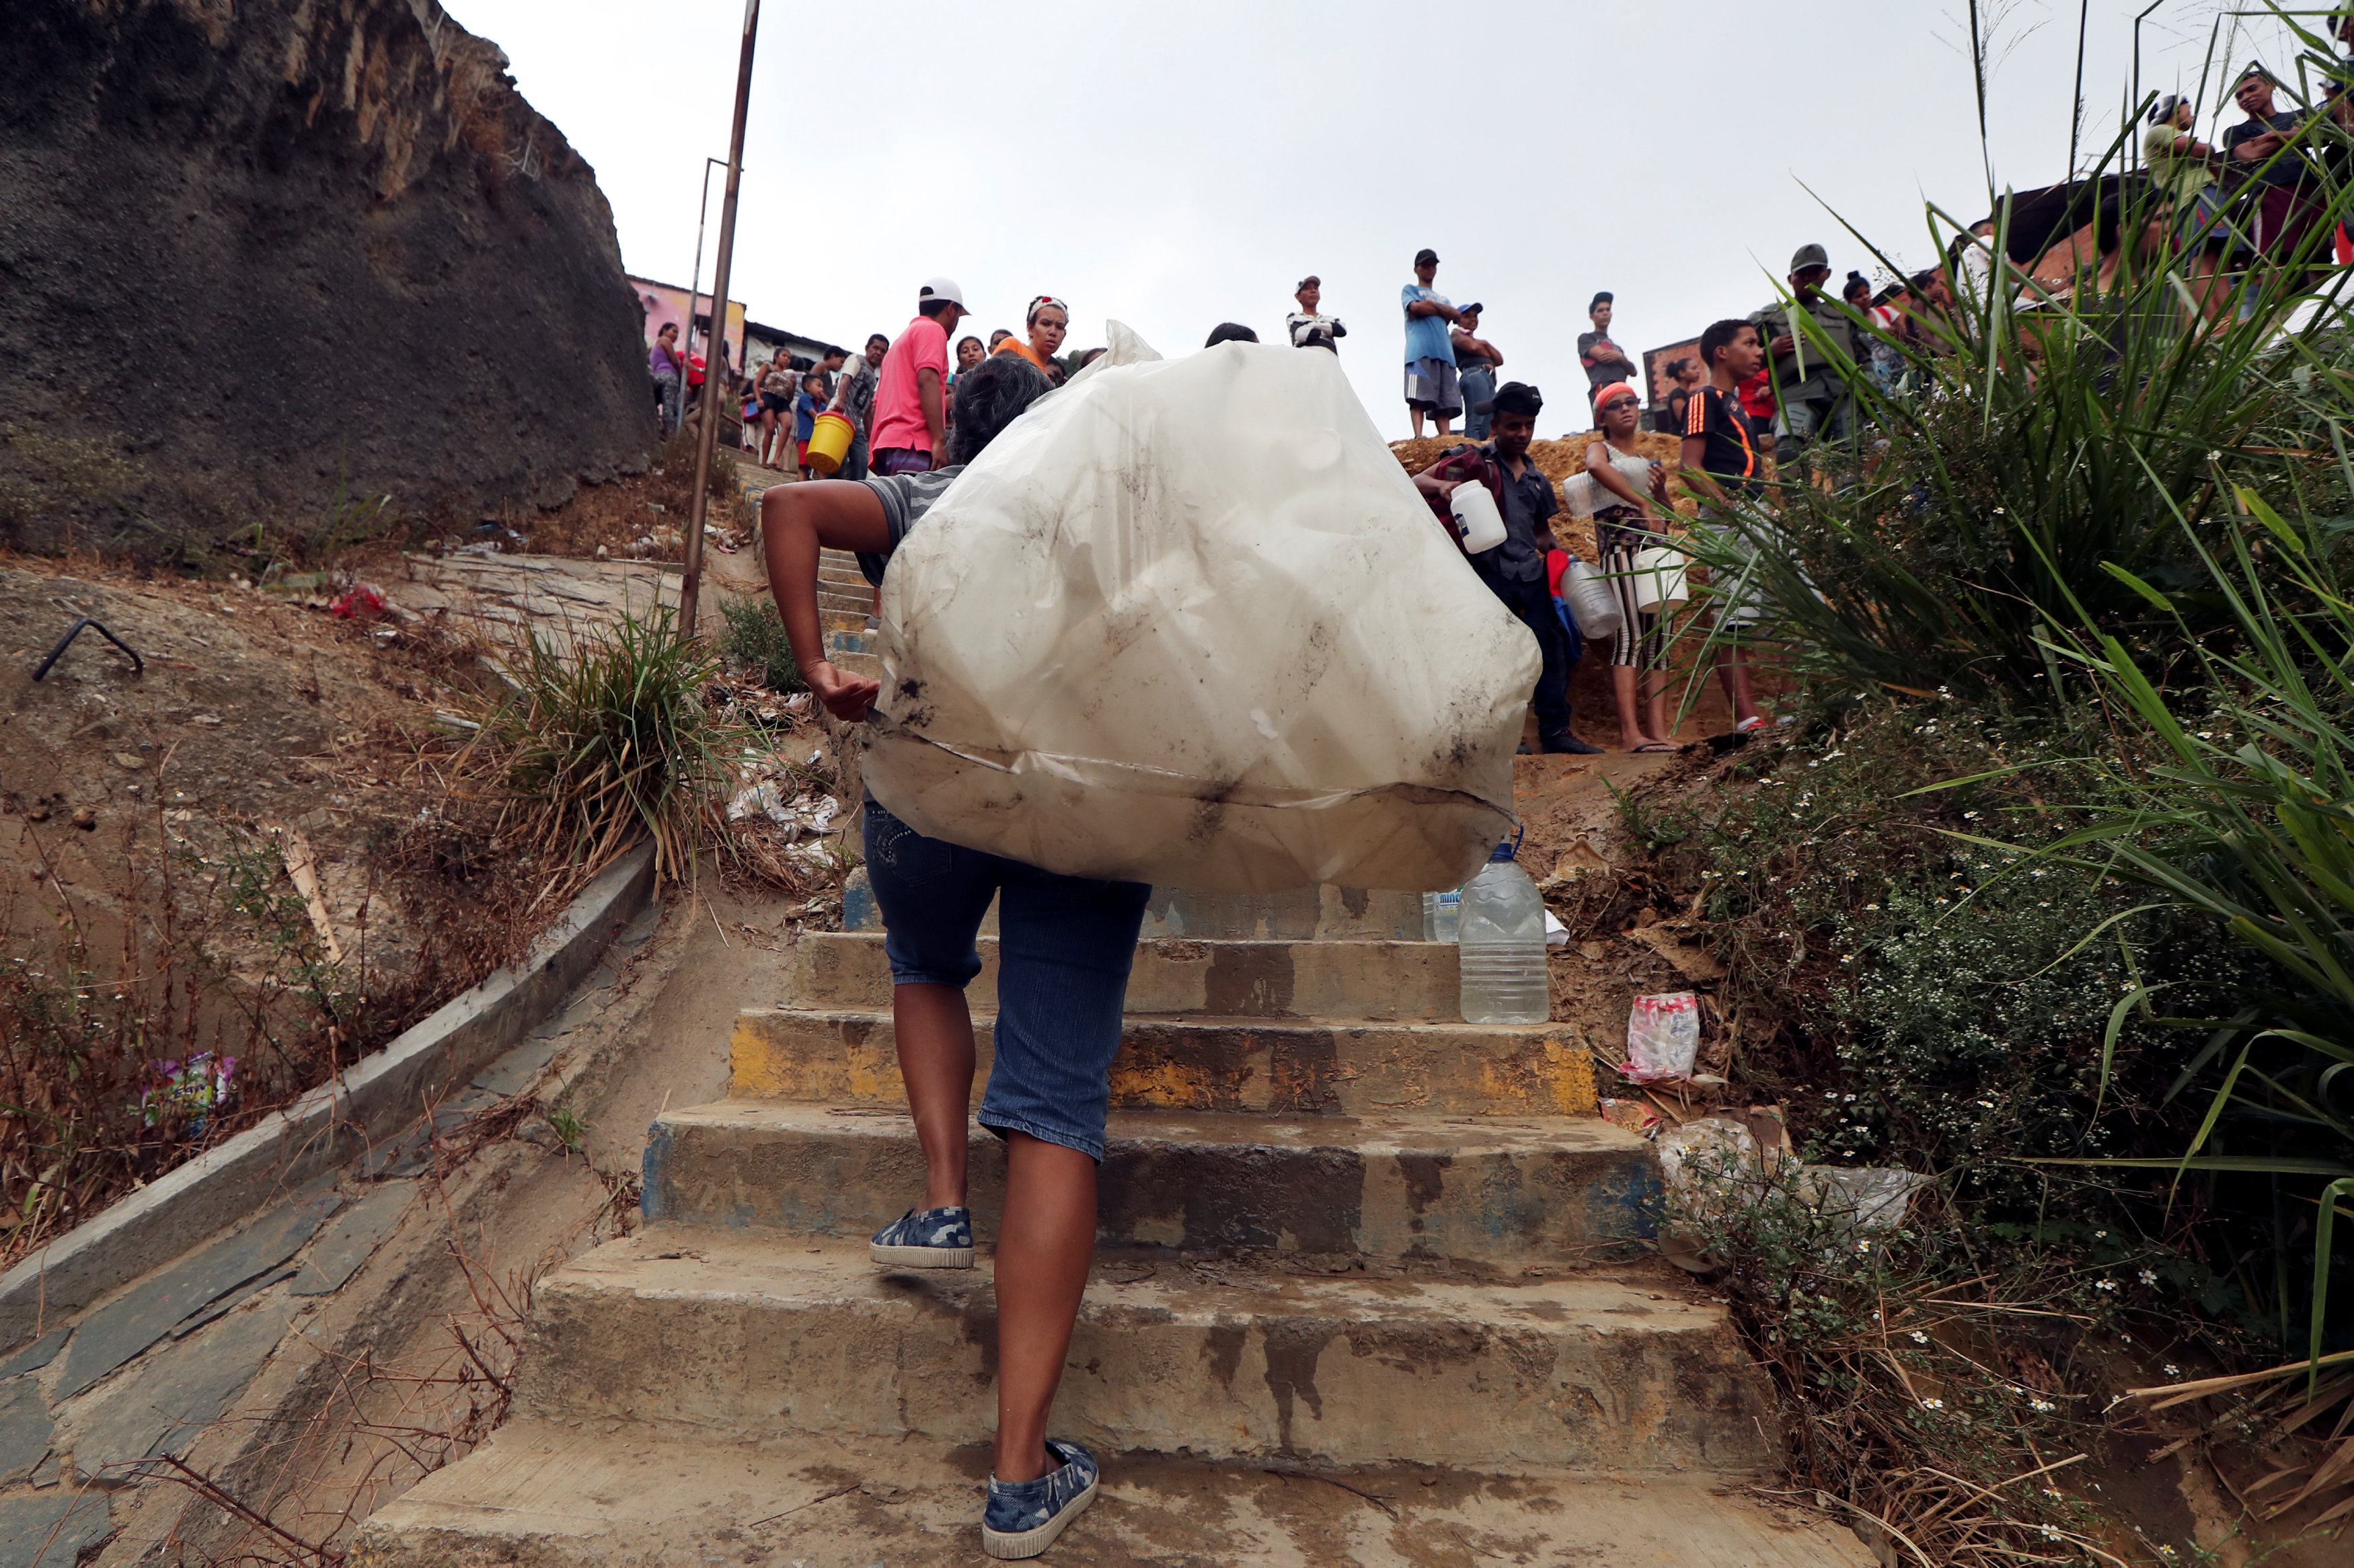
[2039,1524,2065,1541]
[1909,1330,1929,1343]
[2139,1268,2158,1286]
[2031,1397,2057,1413]
[1856,1239,1872,1254]
[2164,1364,2181,1378]
[1920,1398,1944,1410]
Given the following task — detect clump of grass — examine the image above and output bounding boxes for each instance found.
[717,597,804,694]
[473,604,745,886]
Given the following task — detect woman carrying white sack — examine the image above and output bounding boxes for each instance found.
[759,352,1131,1561]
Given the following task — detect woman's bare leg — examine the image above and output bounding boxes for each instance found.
[992,1132,1097,1484]
[1611,665,1662,749]
[892,983,976,1208]
[1716,646,1761,728]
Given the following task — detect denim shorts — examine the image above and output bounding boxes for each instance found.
[862,800,1150,1161]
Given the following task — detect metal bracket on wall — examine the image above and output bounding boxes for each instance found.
[32,619,145,682]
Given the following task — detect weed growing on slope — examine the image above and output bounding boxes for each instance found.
[467,604,747,887]
[717,597,804,695]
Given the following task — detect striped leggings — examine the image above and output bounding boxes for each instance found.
[1595,509,1667,671]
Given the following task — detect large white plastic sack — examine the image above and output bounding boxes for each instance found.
[863,322,1537,893]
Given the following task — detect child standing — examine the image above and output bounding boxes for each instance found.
[1680,319,1773,734]
[792,373,825,479]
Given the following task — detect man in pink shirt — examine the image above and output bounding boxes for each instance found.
[870,276,969,475]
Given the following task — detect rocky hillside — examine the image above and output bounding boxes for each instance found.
[0,0,651,545]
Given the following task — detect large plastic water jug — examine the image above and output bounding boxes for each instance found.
[1449,482,1508,554]
[1458,842,1550,1025]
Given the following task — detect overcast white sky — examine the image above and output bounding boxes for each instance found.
[448,0,2328,436]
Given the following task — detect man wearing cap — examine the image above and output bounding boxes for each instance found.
[1749,244,1858,468]
[1402,248,1466,439]
[1577,293,1636,402]
[1451,305,1502,440]
[871,277,970,476]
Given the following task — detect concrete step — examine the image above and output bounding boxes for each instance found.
[507,1234,1776,1472]
[788,931,1461,1020]
[731,1010,1599,1119]
[835,875,1429,941]
[820,607,868,634]
[640,1103,1657,1265]
[818,566,869,588]
[1147,884,1424,941]
[352,1419,1871,1567]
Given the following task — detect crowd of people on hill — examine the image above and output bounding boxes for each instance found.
[675,22,2354,767]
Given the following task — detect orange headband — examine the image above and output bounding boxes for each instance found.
[1593,381,1640,412]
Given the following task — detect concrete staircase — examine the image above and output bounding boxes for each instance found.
[817,545,872,640]
[352,894,1871,1565]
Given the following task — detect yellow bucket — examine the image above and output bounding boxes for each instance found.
[805,411,854,475]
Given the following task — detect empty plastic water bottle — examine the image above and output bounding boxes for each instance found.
[1421,888,1462,942]
[1457,842,1550,1024]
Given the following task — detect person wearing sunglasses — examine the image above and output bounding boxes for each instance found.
[994,296,1071,385]
[1582,384,1677,752]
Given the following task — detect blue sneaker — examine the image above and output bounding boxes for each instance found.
[982,1439,1099,1559]
[868,1205,974,1269]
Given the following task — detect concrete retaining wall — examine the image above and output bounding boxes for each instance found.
[0,845,656,1354]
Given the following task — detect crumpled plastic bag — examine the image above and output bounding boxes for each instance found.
[1655,1116,1760,1273]
[863,322,1536,894]
[1653,1114,1929,1273]
[726,785,839,840]
[1624,991,1701,1082]
[1798,1165,1930,1233]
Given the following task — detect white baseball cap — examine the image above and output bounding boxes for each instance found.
[919,276,966,307]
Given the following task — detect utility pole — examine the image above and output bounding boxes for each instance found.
[679,0,759,639]
[683,155,728,375]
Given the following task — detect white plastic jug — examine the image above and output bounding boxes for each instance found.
[1458,842,1549,1025]
[1558,557,1624,639]
[1450,482,1507,554]
[1630,546,1688,612]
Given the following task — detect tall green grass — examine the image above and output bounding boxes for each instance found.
[1677,11,2354,705]
[2033,487,2354,1369]
[475,605,742,885]
[1667,0,2354,1380]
